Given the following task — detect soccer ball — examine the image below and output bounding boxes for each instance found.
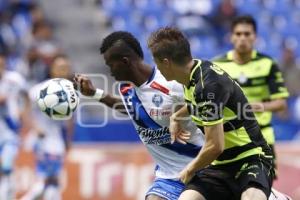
[36,78,79,120]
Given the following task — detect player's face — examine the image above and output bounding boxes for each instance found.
[103,49,131,81]
[153,57,173,81]
[50,58,71,79]
[231,23,256,54]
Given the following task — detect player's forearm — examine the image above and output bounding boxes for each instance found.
[189,143,223,173]
[188,124,224,173]
[262,98,287,112]
[100,94,127,114]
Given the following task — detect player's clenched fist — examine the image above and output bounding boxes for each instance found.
[73,74,96,96]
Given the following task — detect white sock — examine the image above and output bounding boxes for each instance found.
[0,175,13,200]
[44,185,61,200]
[20,180,45,200]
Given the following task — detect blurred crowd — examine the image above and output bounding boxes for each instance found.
[0,0,63,87]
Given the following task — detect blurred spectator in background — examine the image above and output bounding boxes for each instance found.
[0,54,28,200]
[26,21,61,85]
[210,0,238,45]
[173,0,213,37]
[214,15,289,180]
[22,55,74,200]
[280,46,300,97]
[0,11,17,56]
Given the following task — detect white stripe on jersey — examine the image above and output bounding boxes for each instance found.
[119,67,204,179]
[0,71,26,141]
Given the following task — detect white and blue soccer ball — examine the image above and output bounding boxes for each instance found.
[36,78,79,120]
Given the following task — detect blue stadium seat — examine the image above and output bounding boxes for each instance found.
[236,0,262,14]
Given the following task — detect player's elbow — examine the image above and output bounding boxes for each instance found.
[274,98,288,112]
[210,143,224,157]
[279,99,288,111]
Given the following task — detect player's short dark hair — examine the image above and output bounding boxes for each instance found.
[100,31,144,59]
[231,15,257,33]
[148,27,192,66]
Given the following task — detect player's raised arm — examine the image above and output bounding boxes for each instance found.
[73,74,126,113]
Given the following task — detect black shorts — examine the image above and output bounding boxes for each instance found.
[269,144,277,180]
[184,155,274,200]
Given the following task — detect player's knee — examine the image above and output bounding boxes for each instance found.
[145,194,166,200]
[241,187,267,200]
[45,176,59,186]
[178,190,206,200]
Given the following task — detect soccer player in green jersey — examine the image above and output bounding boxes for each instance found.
[148,27,274,200]
[213,15,289,178]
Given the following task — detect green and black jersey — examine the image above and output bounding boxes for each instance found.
[213,50,289,145]
[184,59,271,165]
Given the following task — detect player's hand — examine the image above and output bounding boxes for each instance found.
[250,102,264,112]
[73,74,96,96]
[179,166,195,184]
[169,115,191,144]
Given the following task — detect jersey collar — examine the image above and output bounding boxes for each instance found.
[227,50,257,61]
[188,59,202,88]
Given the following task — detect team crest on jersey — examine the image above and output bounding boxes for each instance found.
[238,72,248,84]
[152,94,163,107]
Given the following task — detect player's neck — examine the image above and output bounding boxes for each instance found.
[233,50,252,64]
[175,60,194,87]
[131,62,153,86]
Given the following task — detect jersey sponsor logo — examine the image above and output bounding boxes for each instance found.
[149,109,171,117]
[137,126,171,145]
[238,72,248,84]
[150,81,169,95]
[152,94,163,107]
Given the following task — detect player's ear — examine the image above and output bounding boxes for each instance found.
[162,58,170,68]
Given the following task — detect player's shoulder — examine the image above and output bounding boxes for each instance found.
[151,68,180,91]
[29,81,45,100]
[4,70,24,81]
[146,68,184,101]
[212,53,230,62]
[3,70,26,86]
[254,51,275,62]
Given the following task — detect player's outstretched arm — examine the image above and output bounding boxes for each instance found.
[250,99,287,113]
[73,74,126,113]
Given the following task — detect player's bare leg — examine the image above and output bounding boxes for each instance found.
[178,190,206,200]
[241,187,267,200]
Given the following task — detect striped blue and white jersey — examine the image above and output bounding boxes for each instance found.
[0,71,26,141]
[119,67,204,179]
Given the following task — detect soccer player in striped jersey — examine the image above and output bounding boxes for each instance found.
[74,31,205,200]
[213,15,289,179]
[148,27,278,200]
[0,54,29,200]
